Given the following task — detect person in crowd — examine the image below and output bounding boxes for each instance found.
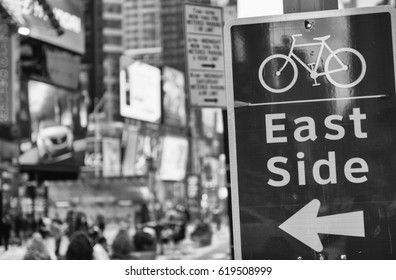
[23,232,52,260]
[96,214,106,233]
[74,212,89,232]
[89,226,109,260]
[0,214,12,251]
[38,215,51,239]
[111,226,134,260]
[65,209,75,238]
[65,230,94,260]
[13,214,23,245]
[50,214,64,257]
[211,208,222,231]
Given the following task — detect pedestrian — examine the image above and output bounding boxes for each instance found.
[112,227,134,260]
[23,232,52,260]
[65,230,94,260]
[50,215,64,257]
[1,214,12,251]
[96,214,106,233]
[89,226,109,260]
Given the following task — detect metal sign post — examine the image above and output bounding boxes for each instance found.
[225,5,396,259]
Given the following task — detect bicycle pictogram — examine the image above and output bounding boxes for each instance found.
[258,34,367,93]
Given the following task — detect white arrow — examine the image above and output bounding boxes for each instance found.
[278,199,365,252]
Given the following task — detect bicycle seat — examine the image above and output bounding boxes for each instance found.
[313,35,331,41]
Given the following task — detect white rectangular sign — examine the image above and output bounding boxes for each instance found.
[120,61,161,123]
[184,4,226,108]
[102,138,121,178]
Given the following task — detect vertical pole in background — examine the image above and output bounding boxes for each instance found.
[283,0,338,13]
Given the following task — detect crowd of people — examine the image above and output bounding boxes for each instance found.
[1,210,111,260]
[0,204,224,260]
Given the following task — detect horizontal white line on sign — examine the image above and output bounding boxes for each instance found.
[238,94,388,107]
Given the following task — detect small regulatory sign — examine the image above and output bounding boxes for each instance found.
[184,3,226,108]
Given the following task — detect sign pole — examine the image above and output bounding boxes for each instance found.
[283,0,338,14]
[222,109,234,259]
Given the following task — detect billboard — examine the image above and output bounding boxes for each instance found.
[159,136,188,181]
[120,61,161,123]
[162,67,187,127]
[121,126,139,177]
[225,7,396,259]
[102,138,121,178]
[20,37,81,90]
[1,0,85,54]
[19,80,86,171]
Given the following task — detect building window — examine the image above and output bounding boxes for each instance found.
[104,20,122,29]
[103,4,122,13]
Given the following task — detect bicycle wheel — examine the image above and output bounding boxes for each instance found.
[325,48,366,89]
[258,54,298,93]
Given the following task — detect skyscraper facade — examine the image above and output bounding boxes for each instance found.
[102,0,123,119]
[160,0,211,72]
[123,0,162,67]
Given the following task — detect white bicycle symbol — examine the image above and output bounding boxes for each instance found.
[258,34,367,93]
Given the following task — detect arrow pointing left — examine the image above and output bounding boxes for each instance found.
[279,199,365,252]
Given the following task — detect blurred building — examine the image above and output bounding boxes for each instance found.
[340,0,393,8]
[0,0,86,220]
[122,0,162,67]
[84,0,123,120]
[83,0,103,113]
[161,0,211,72]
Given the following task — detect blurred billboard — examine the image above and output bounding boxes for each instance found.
[159,135,188,181]
[102,137,121,178]
[19,80,87,174]
[162,66,187,127]
[120,61,162,123]
[20,37,81,90]
[0,0,85,54]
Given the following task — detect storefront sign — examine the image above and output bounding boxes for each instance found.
[1,0,84,53]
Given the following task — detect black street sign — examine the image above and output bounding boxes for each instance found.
[225,6,396,259]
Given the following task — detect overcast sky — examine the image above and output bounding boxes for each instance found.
[237,0,283,18]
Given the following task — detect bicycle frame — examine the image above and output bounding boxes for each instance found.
[279,35,347,79]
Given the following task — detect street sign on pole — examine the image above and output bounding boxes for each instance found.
[225,6,396,259]
[184,4,226,108]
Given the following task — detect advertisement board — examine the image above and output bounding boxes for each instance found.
[162,67,187,127]
[102,138,121,178]
[225,6,396,259]
[159,136,189,181]
[121,126,139,177]
[1,0,85,54]
[19,80,86,172]
[20,37,81,90]
[120,61,161,123]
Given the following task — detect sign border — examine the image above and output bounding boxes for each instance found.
[224,5,396,259]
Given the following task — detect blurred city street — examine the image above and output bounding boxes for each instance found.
[0,222,231,260]
[2,0,396,264]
